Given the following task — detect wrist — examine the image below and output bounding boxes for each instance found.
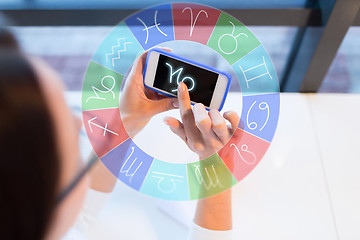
[121,114,149,139]
[198,150,218,161]
[194,189,233,230]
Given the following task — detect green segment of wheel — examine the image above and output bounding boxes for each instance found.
[187,153,237,200]
[207,13,261,65]
[82,62,124,111]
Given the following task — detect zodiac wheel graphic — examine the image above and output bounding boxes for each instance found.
[81,3,280,200]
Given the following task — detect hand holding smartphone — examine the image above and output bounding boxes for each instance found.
[143,48,231,111]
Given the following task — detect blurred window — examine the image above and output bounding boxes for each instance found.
[1,0,318,9]
[319,27,360,93]
[11,26,297,91]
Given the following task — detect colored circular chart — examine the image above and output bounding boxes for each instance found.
[81,3,280,201]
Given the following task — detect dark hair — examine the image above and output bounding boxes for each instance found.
[0,50,60,239]
[0,13,19,51]
[0,28,19,50]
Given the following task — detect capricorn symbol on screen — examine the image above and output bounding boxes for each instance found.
[166,62,195,93]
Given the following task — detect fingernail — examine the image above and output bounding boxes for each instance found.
[224,110,234,117]
[210,110,223,125]
[161,47,173,52]
[178,82,186,92]
[163,117,170,125]
[172,101,179,108]
[193,103,208,123]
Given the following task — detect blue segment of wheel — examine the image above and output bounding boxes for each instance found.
[232,45,279,96]
[239,93,280,142]
[92,22,145,76]
[125,4,175,50]
[140,160,189,201]
[101,138,153,191]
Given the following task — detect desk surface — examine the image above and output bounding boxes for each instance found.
[65,92,360,240]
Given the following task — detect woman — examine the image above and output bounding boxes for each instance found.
[0,29,238,239]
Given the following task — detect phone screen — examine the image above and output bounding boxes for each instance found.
[153,54,219,107]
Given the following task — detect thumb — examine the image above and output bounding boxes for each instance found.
[150,97,178,115]
[135,51,148,76]
[127,52,148,83]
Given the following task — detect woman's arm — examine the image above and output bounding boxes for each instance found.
[194,189,232,231]
[88,160,117,193]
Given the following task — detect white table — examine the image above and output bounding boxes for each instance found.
[65,92,360,240]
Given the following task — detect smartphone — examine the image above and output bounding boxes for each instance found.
[143,48,231,111]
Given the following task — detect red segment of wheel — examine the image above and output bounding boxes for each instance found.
[218,128,270,181]
[172,3,222,45]
[83,108,129,158]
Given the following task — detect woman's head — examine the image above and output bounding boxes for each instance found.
[0,49,88,239]
[0,50,59,239]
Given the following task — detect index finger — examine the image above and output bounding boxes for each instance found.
[177,82,201,141]
[178,82,192,112]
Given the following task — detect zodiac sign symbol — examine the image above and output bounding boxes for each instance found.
[194,164,223,190]
[120,147,143,183]
[105,38,132,67]
[247,101,270,131]
[230,143,257,165]
[87,117,119,136]
[137,10,168,44]
[218,21,248,55]
[86,76,115,103]
[182,7,209,36]
[166,62,195,92]
[151,171,184,194]
[239,56,272,88]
